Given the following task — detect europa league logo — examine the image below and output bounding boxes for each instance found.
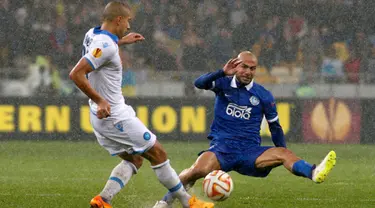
[310,98,352,141]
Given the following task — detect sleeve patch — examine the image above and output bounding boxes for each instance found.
[92,48,102,58]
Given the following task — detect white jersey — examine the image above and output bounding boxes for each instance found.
[82,26,135,120]
[82,26,156,156]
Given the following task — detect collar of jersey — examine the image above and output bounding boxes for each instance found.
[231,75,254,91]
[93,26,119,44]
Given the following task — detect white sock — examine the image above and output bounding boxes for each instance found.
[151,160,191,208]
[100,160,137,203]
[163,181,195,204]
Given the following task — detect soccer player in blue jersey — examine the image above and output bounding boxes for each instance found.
[153,51,336,208]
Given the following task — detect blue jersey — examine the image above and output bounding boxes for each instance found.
[209,76,277,144]
[195,70,285,147]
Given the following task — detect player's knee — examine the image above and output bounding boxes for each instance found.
[123,155,143,169]
[275,147,294,160]
[118,152,144,169]
[153,144,168,162]
[131,156,144,169]
[143,141,168,165]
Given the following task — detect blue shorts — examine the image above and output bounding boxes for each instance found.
[199,139,273,177]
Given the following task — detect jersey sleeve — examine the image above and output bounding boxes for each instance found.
[263,91,278,123]
[83,38,117,70]
[194,70,227,92]
[211,77,225,92]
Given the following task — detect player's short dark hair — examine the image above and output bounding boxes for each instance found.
[102,1,131,22]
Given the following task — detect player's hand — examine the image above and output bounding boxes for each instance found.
[223,58,242,76]
[97,99,111,119]
[119,33,145,45]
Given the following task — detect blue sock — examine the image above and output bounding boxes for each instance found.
[292,160,314,179]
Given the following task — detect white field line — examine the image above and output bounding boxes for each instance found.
[239,196,375,202]
[0,193,138,198]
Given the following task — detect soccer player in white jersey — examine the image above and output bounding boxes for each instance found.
[69,2,214,208]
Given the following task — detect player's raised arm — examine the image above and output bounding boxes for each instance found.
[264,92,286,148]
[194,70,225,90]
[194,58,242,90]
[69,57,110,119]
[118,32,145,45]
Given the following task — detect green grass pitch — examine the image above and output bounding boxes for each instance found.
[0,140,374,208]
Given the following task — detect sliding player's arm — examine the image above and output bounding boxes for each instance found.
[269,120,286,148]
[194,58,242,90]
[263,92,286,148]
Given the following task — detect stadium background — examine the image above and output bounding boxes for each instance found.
[1,0,375,208]
[1,0,375,144]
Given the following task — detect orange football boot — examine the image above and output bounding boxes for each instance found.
[188,195,214,208]
[90,195,112,208]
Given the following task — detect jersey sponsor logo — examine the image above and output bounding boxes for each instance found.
[226,103,252,120]
[92,48,102,58]
[249,96,260,106]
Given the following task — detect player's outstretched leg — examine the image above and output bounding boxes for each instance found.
[144,141,214,208]
[154,151,220,208]
[90,154,143,208]
[255,147,336,183]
